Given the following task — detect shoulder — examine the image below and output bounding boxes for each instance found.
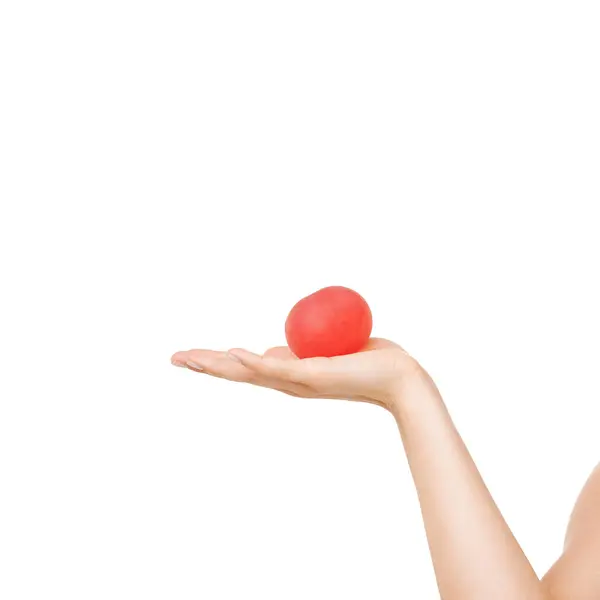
[564,461,600,548]
[541,462,600,598]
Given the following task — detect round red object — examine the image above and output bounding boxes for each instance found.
[285,286,373,359]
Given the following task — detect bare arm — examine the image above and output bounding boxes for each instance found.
[541,463,600,599]
[389,369,546,600]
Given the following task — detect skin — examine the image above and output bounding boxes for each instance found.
[171,338,600,599]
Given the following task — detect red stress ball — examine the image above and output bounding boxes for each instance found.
[285,286,373,359]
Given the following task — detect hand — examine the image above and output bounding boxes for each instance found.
[171,338,427,412]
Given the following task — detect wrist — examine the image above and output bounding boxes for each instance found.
[385,361,442,419]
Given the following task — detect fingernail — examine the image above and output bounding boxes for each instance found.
[171,360,187,368]
[226,352,242,363]
[186,361,204,371]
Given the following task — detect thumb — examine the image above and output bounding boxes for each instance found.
[262,346,299,360]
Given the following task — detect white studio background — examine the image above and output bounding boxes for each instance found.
[1,1,599,598]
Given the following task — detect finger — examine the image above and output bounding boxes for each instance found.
[171,351,191,367]
[171,349,221,369]
[262,346,299,360]
[174,349,257,383]
[227,348,308,384]
[172,349,312,396]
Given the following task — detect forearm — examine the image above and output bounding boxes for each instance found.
[390,369,547,600]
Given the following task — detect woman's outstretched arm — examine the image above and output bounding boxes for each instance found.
[171,338,597,599]
[388,369,546,600]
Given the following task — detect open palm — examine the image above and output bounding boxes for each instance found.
[171,338,423,411]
